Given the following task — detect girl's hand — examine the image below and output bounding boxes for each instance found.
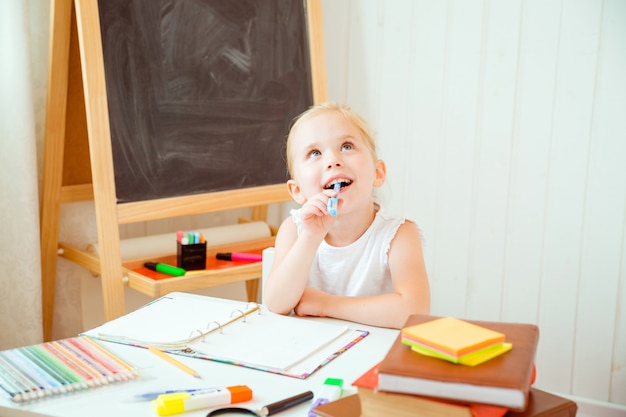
[294,287,328,317]
[298,189,338,238]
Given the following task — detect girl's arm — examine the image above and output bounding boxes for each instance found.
[263,216,323,314]
[294,221,430,329]
[264,188,337,314]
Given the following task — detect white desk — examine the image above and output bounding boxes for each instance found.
[0,306,398,417]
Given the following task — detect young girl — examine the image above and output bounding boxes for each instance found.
[264,102,430,329]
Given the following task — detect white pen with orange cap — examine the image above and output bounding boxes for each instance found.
[152,385,253,416]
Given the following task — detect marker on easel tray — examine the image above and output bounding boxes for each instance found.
[216,252,262,262]
[144,262,186,277]
[327,183,340,216]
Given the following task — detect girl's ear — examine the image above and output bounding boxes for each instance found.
[374,159,387,187]
[287,180,307,205]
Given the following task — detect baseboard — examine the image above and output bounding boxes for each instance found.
[554,392,626,417]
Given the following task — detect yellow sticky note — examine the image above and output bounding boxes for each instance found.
[402,317,506,357]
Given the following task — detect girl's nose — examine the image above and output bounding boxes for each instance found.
[326,151,342,169]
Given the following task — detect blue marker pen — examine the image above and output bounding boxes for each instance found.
[327,183,341,216]
[308,378,343,416]
[132,387,219,401]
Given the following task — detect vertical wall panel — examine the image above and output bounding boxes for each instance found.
[431,0,485,318]
[321,0,350,102]
[615,207,626,404]
[344,0,382,122]
[537,0,603,393]
[501,0,561,326]
[574,0,626,402]
[404,0,448,304]
[375,0,415,213]
[605,2,626,403]
[465,0,522,321]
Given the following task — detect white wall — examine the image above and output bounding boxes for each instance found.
[321,0,626,408]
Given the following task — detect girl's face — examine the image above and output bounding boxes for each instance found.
[287,111,385,211]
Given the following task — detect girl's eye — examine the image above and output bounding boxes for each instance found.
[308,149,321,159]
[342,142,353,151]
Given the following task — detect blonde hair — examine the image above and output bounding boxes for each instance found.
[285,102,378,178]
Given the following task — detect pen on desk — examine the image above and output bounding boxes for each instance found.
[144,262,186,277]
[152,385,252,416]
[260,391,314,416]
[148,347,201,379]
[132,387,218,401]
[215,252,263,262]
[327,182,340,216]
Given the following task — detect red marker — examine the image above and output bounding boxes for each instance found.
[216,252,262,262]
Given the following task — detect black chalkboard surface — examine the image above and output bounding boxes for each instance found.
[97,0,313,203]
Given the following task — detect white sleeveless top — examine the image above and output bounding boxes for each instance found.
[290,206,412,296]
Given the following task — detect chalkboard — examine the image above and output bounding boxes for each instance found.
[97,0,314,203]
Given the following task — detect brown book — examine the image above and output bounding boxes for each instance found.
[347,363,507,417]
[312,389,577,417]
[507,389,577,417]
[378,314,539,411]
[312,394,361,417]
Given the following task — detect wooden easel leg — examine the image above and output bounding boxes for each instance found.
[74,0,127,321]
[40,0,74,342]
[245,279,260,303]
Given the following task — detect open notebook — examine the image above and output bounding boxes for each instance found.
[82,292,368,379]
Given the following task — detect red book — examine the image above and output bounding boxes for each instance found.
[377,314,539,412]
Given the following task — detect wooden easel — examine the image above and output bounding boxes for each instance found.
[40,0,327,341]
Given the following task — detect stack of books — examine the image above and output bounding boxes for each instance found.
[376,314,540,411]
[351,363,509,417]
[313,314,576,417]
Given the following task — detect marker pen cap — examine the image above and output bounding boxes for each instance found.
[319,377,343,398]
[226,385,253,402]
[153,392,189,416]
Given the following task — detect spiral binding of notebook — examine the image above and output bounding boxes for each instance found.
[0,336,139,403]
[95,302,261,351]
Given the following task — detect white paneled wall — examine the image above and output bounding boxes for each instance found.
[321,0,625,407]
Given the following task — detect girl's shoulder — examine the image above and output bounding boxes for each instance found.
[374,207,424,246]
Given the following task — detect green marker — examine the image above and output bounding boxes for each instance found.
[144,262,186,277]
